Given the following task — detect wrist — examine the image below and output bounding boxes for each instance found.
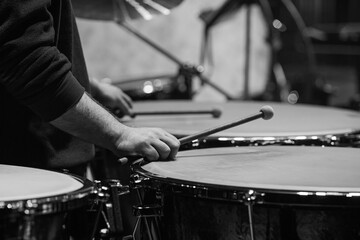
[110,123,131,155]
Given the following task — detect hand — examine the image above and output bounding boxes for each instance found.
[50,93,179,163]
[115,126,180,161]
[90,77,133,117]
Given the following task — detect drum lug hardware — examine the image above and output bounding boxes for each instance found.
[194,187,208,198]
[93,180,110,203]
[242,190,259,240]
[243,189,257,203]
[94,179,130,195]
[132,204,163,218]
[24,200,38,215]
[242,190,265,240]
[105,179,130,196]
[131,204,163,240]
[242,190,264,204]
[130,174,150,189]
[96,179,131,237]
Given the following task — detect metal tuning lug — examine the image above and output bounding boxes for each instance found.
[96,179,131,238]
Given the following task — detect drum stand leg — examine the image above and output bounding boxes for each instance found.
[114,18,233,100]
[244,190,257,240]
[22,215,34,240]
[95,180,132,239]
[247,203,256,240]
[130,189,163,240]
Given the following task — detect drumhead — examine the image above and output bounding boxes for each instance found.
[136,146,360,195]
[123,101,360,138]
[0,165,94,213]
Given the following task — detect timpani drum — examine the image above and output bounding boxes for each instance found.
[0,165,95,240]
[131,146,360,240]
[123,101,360,148]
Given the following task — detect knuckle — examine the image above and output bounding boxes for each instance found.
[134,141,149,153]
[162,147,171,156]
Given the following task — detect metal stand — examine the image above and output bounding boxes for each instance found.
[199,0,287,101]
[94,180,132,240]
[243,190,258,240]
[113,19,234,100]
[131,189,163,240]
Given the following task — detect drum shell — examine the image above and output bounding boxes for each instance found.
[134,174,360,240]
[159,193,360,240]
[0,172,96,240]
[0,210,67,240]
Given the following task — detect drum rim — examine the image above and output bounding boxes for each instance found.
[132,158,360,207]
[179,131,360,148]
[0,174,95,215]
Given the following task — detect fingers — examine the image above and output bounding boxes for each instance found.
[115,127,180,162]
[122,92,133,108]
[152,129,179,161]
[114,90,133,117]
[159,132,180,160]
[94,78,134,116]
[111,92,133,117]
[138,129,180,161]
[115,98,132,116]
[140,143,160,161]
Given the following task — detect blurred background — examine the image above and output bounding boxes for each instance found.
[75,0,360,109]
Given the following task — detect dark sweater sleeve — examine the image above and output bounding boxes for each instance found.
[0,0,85,121]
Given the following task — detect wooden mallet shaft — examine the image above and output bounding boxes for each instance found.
[179,105,274,145]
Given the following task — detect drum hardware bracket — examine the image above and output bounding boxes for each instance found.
[243,190,260,240]
[130,174,146,189]
[243,189,259,203]
[94,179,131,238]
[132,203,163,217]
[130,174,157,191]
[131,204,163,240]
[129,174,164,240]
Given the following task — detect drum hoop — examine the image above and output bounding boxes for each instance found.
[0,174,96,215]
[132,162,360,207]
[181,131,360,148]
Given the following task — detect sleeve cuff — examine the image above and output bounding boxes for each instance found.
[28,72,85,121]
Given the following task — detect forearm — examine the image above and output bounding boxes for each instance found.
[50,92,126,154]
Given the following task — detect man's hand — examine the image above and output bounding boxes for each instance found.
[115,126,180,161]
[90,77,133,117]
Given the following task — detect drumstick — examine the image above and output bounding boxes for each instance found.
[129,108,222,118]
[178,105,274,145]
[118,106,274,165]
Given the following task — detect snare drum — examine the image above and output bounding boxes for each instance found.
[0,164,95,240]
[132,146,360,240]
[123,101,360,148]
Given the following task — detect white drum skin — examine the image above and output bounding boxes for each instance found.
[0,165,83,201]
[141,146,360,194]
